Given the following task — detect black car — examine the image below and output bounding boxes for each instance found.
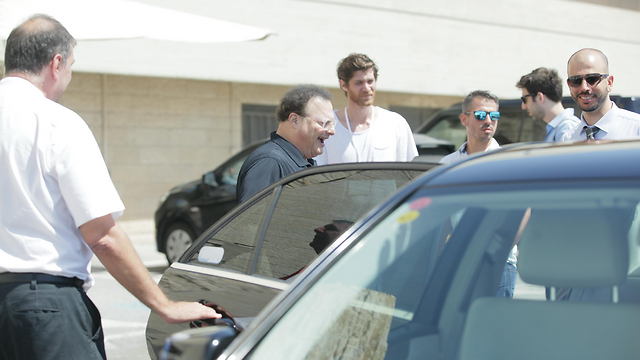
[154,141,265,263]
[146,161,438,358]
[416,95,640,149]
[159,140,640,360]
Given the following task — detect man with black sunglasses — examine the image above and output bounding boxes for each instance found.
[517,67,580,142]
[566,48,640,141]
[440,90,501,164]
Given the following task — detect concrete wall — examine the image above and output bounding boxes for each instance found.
[61,72,459,220]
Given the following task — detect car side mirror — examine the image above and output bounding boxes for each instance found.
[197,246,224,265]
[159,324,239,360]
[202,171,218,187]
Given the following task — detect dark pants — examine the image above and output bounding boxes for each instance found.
[0,280,106,360]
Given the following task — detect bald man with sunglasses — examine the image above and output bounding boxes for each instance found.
[440,90,501,164]
[567,48,640,141]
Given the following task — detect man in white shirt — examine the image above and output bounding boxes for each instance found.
[440,90,501,164]
[0,15,218,359]
[567,48,640,141]
[315,53,418,164]
[516,67,580,142]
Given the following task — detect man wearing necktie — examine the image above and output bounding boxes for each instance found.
[516,67,580,143]
[566,48,640,141]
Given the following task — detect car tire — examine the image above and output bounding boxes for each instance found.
[163,223,195,263]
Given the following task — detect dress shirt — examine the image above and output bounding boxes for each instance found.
[570,102,640,141]
[544,108,581,142]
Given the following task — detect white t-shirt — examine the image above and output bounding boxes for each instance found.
[315,106,418,164]
[0,77,124,288]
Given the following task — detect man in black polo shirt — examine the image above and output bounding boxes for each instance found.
[237,85,335,202]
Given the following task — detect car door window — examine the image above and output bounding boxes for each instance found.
[248,183,640,360]
[185,193,270,273]
[219,155,246,185]
[255,169,425,280]
[498,107,545,143]
[425,115,467,149]
[493,107,524,144]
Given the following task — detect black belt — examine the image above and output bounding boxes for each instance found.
[0,272,84,288]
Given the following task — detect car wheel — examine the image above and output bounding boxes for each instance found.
[163,223,195,263]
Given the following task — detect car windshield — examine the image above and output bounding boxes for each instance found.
[249,181,640,359]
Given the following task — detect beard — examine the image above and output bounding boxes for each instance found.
[574,90,608,113]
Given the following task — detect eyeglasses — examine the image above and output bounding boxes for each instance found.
[315,118,335,130]
[465,110,501,121]
[566,73,608,88]
[295,113,334,130]
[520,94,533,103]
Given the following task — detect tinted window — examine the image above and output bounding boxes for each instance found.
[425,114,466,149]
[493,107,524,144]
[250,182,640,359]
[186,193,270,272]
[256,169,425,279]
[219,155,247,185]
[507,108,545,143]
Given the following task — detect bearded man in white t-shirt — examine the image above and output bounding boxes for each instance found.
[315,53,418,164]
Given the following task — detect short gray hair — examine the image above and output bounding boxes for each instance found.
[4,14,76,75]
[462,90,499,113]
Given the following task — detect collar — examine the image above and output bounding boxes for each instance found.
[270,132,315,167]
[458,138,500,155]
[548,108,576,128]
[579,101,618,133]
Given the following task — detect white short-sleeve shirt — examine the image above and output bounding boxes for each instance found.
[0,77,125,288]
[315,106,418,165]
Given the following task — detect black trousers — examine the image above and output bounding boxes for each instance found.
[0,278,106,360]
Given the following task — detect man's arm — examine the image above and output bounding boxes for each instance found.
[80,214,220,323]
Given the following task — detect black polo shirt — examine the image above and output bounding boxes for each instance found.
[237,132,315,202]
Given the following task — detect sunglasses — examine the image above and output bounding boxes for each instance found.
[520,94,533,103]
[566,73,608,88]
[466,110,500,121]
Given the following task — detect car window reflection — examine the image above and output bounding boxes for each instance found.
[250,183,640,359]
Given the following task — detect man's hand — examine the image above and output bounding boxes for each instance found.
[158,301,221,324]
[80,215,222,325]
